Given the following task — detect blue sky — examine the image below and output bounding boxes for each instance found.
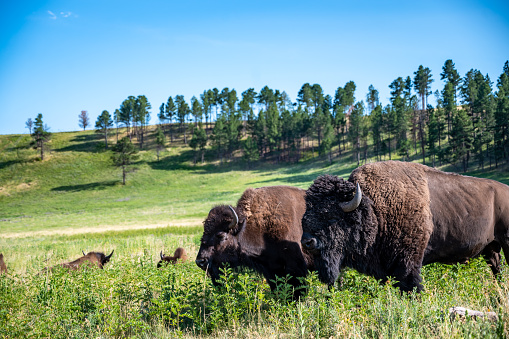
[1,0,508,135]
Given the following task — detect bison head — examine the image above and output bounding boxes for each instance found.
[301,175,370,286]
[84,250,114,268]
[195,205,246,285]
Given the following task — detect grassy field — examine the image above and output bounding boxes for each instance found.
[1,129,509,338]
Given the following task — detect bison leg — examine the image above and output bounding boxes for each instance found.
[392,264,424,293]
[482,241,502,276]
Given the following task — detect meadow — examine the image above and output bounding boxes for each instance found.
[1,129,509,338]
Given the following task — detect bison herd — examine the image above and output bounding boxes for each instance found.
[196,160,509,297]
[2,161,509,298]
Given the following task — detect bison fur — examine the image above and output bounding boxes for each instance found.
[196,185,313,298]
[302,161,509,292]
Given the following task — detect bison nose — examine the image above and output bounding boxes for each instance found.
[302,233,319,251]
[195,258,208,269]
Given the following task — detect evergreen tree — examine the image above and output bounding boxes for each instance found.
[175,95,190,144]
[440,59,461,104]
[95,110,113,149]
[118,96,136,137]
[370,104,384,161]
[31,113,51,160]
[111,136,138,185]
[242,136,259,168]
[155,125,166,161]
[349,101,364,165]
[211,114,228,163]
[448,107,472,172]
[413,65,434,111]
[191,96,203,126]
[165,96,176,142]
[133,95,151,149]
[494,61,509,165]
[189,123,207,164]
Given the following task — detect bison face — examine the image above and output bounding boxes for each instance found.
[196,205,246,285]
[301,175,363,286]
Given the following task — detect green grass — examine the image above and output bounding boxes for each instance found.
[2,129,509,338]
[0,130,356,235]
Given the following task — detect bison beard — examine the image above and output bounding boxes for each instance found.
[195,186,313,298]
[302,161,509,292]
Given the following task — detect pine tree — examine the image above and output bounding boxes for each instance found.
[494,61,509,165]
[31,113,51,160]
[155,125,166,161]
[189,123,207,164]
[111,136,138,185]
[95,110,113,149]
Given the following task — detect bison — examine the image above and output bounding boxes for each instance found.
[301,161,509,292]
[44,250,114,272]
[0,253,7,274]
[195,185,313,297]
[157,247,188,267]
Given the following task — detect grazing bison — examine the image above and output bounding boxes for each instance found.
[0,253,7,274]
[157,247,188,267]
[44,250,114,272]
[301,161,509,292]
[196,185,313,297]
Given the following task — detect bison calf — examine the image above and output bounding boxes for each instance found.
[44,250,114,272]
[196,185,313,298]
[157,247,188,267]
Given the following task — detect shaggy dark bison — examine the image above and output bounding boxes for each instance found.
[44,250,114,272]
[301,161,509,292]
[157,247,188,267]
[0,253,7,274]
[196,185,313,297]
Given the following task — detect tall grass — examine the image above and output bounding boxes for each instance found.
[1,228,507,338]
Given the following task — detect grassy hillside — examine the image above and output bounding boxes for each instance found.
[2,128,509,338]
[0,129,359,237]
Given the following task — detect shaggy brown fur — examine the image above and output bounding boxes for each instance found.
[302,161,509,292]
[196,185,313,298]
[44,250,114,272]
[157,247,188,267]
[0,253,7,274]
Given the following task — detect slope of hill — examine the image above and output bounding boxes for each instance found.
[0,129,357,237]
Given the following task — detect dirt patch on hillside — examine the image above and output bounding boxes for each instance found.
[0,219,203,239]
[0,181,37,197]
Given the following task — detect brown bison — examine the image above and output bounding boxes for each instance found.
[157,247,188,267]
[301,161,509,292]
[195,185,313,297]
[44,250,114,272]
[0,253,7,274]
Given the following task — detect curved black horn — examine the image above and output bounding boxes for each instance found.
[82,250,86,256]
[106,250,114,260]
[228,205,239,229]
[160,251,164,260]
[340,183,362,213]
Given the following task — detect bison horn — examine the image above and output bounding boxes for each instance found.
[160,251,164,260]
[340,183,362,213]
[106,250,114,260]
[228,205,239,229]
[82,250,86,256]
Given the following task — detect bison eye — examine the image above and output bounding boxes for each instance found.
[216,232,227,241]
[328,219,338,225]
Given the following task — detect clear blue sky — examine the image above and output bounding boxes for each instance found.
[1,0,508,135]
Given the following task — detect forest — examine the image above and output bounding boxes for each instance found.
[29,59,509,173]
